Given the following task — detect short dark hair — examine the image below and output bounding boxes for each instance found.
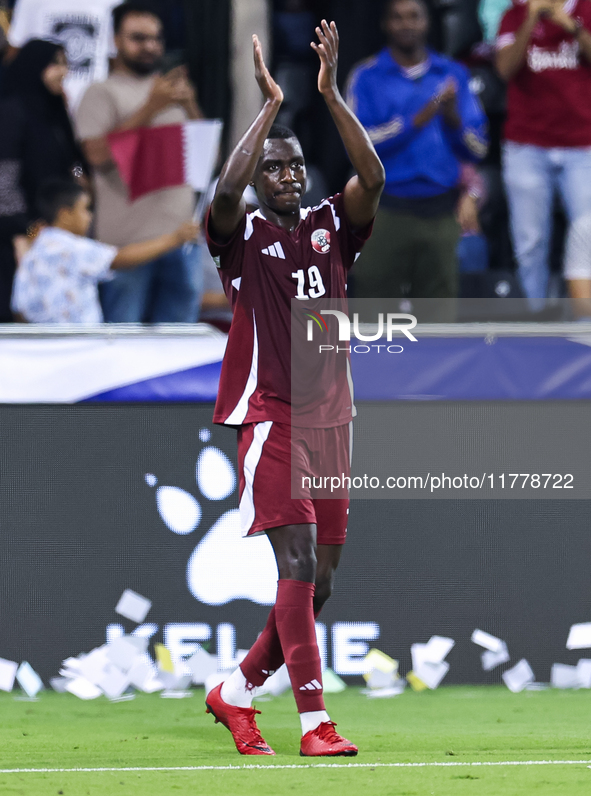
[112,1,162,34]
[37,179,86,224]
[382,0,428,19]
[266,124,298,141]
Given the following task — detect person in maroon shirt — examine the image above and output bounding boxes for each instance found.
[496,0,591,306]
[204,21,384,757]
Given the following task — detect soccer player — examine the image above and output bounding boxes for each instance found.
[205,21,385,756]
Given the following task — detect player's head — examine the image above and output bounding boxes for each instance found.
[113,1,164,75]
[382,0,429,53]
[251,124,307,216]
[37,179,92,236]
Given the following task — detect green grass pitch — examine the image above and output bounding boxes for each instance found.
[1,686,591,795]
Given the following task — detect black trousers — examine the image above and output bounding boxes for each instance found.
[353,206,460,299]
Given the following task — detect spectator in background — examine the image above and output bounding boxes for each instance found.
[76,1,203,323]
[6,0,119,110]
[12,179,197,323]
[0,39,86,322]
[346,0,487,300]
[496,0,591,307]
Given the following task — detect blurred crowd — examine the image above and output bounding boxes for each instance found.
[1,0,591,325]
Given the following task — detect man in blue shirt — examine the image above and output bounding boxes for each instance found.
[346,0,487,299]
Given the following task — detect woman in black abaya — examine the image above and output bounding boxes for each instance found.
[0,39,86,321]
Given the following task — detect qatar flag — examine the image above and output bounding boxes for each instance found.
[108,119,222,201]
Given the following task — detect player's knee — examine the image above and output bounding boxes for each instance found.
[271,524,317,581]
[281,547,316,582]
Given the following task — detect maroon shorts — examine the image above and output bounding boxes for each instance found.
[237,421,350,544]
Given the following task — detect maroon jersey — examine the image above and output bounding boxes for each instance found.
[498,0,591,148]
[206,193,372,427]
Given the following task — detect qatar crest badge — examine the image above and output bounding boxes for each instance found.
[311,228,331,254]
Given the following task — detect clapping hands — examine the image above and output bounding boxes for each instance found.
[253,34,283,104]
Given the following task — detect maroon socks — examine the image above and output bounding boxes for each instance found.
[240,604,283,688]
[240,579,325,712]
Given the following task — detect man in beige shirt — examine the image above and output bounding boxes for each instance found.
[76,0,203,322]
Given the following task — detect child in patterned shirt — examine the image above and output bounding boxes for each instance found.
[12,178,197,323]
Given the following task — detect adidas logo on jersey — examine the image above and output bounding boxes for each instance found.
[299,679,323,691]
[261,242,286,259]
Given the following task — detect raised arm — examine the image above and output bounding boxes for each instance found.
[210,36,283,241]
[112,221,198,269]
[550,1,591,65]
[81,68,202,170]
[496,0,549,81]
[312,20,384,231]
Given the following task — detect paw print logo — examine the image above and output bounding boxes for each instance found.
[145,428,277,606]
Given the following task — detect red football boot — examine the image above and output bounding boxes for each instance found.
[205,683,275,756]
[300,721,358,757]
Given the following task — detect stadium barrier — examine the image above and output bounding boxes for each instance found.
[1,323,590,685]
